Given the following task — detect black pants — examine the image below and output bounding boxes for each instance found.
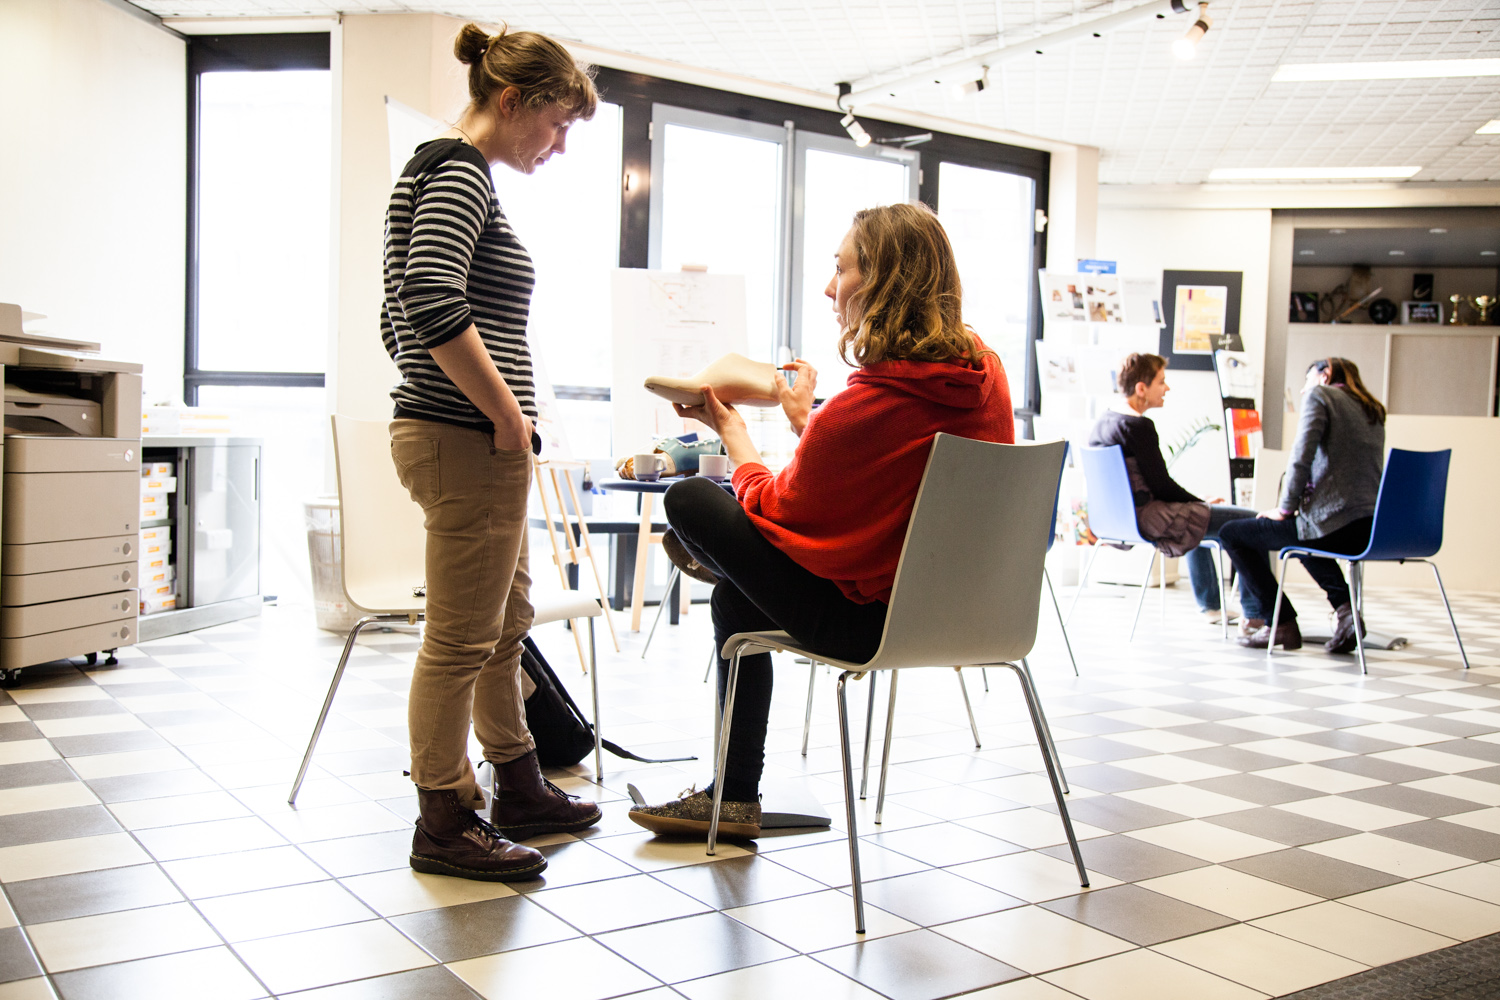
[1218,515,1372,623]
[663,477,888,802]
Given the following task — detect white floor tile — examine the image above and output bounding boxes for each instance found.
[1139,866,1323,921]
[339,867,518,916]
[1152,923,1366,996]
[1302,833,1471,878]
[1042,946,1269,1000]
[1343,881,1500,940]
[27,902,220,972]
[935,905,1134,974]
[1273,796,1424,831]
[1250,900,1457,965]
[234,920,434,995]
[0,833,151,882]
[449,936,659,1000]
[1125,820,1284,863]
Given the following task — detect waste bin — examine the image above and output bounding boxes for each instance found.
[305,496,362,633]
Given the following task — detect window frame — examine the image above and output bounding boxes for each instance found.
[596,67,1049,419]
[185,32,331,405]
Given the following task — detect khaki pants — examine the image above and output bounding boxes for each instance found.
[391,419,534,810]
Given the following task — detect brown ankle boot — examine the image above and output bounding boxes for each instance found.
[1236,619,1302,650]
[410,787,547,882]
[490,750,602,840]
[1325,603,1365,654]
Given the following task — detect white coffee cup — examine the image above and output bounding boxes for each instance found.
[699,454,729,481]
[633,453,665,481]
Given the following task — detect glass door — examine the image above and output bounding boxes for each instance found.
[790,134,918,398]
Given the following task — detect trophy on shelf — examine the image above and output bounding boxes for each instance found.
[1448,294,1467,325]
[1470,295,1496,326]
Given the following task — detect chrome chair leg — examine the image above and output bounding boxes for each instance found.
[1428,561,1471,671]
[641,565,681,658]
[1267,554,1293,660]
[1045,567,1080,675]
[290,614,407,805]
[1003,662,1088,888]
[703,644,715,683]
[589,617,602,780]
[800,661,817,756]
[1065,542,1103,627]
[982,668,989,692]
[1021,657,1068,794]
[1128,549,1157,641]
[875,670,899,824]
[1210,544,1229,641]
[859,673,878,799]
[836,670,866,934]
[956,669,981,748]
[1351,561,1368,676]
[707,645,744,856]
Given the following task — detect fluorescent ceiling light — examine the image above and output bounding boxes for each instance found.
[1208,166,1422,180]
[1478,120,1500,134]
[1273,58,1500,82]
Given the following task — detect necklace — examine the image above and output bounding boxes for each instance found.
[454,124,477,146]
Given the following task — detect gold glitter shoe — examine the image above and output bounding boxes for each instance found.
[628,787,761,839]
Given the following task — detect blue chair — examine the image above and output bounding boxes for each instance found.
[1268,448,1469,675]
[1067,445,1229,641]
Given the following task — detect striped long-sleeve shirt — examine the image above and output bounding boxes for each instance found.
[381,139,538,429]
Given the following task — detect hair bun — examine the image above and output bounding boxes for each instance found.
[453,23,492,65]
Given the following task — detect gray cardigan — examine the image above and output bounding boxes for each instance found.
[1279,384,1385,540]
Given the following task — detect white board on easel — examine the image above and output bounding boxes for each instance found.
[609,269,747,457]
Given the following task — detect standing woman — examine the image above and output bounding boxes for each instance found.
[1219,357,1386,651]
[382,23,601,882]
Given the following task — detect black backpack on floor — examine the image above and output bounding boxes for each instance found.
[520,637,693,768]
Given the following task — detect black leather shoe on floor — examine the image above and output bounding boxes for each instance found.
[410,787,547,882]
[490,750,602,840]
[1236,620,1303,650]
[662,529,720,585]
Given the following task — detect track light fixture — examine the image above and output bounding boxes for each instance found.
[835,82,873,147]
[951,68,990,99]
[1172,2,1212,59]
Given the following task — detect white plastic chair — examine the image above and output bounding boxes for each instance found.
[712,435,1089,932]
[288,415,604,805]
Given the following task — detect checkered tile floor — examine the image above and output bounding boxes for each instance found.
[0,574,1496,999]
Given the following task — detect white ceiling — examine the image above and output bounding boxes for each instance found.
[134,0,1500,186]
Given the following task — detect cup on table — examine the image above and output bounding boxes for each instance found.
[699,454,729,481]
[633,453,666,482]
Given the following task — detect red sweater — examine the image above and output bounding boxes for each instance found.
[732,345,1014,604]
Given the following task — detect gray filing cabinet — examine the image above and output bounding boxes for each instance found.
[138,437,262,641]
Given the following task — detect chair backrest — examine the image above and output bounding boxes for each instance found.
[331,414,427,614]
[1077,445,1149,545]
[1361,448,1451,561]
[865,435,1067,671]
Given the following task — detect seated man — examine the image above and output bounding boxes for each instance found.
[1088,352,1253,625]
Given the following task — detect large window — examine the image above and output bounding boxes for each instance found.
[937,162,1039,401]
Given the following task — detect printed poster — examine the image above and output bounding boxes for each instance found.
[1172,285,1228,354]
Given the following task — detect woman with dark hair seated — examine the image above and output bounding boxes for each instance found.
[1219,357,1386,651]
[1088,352,1255,625]
[627,203,1015,839]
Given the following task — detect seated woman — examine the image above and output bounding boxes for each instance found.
[1088,353,1254,625]
[1219,357,1385,651]
[629,203,1015,839]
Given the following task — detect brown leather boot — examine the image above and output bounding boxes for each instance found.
[1236,619,1302,650]
[410,787,547,882]
[1325,603,1365,654]
[490,750,602,840]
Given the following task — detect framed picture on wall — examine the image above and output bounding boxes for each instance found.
[1160,269,1243,371]
[1402,300,1443,325]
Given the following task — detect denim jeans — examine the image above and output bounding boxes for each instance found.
[663,476,888,802]
[1185,504,1257,611]
[1218,514,1373,623]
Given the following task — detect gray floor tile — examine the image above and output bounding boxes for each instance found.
[1153,702,1249,723]
[856,868,1024,925]
[1188,773,1322,806]
[815,928,1025,1000]
[1040,834,1207,882]
[0,759,78,789]
[51,731,169,757]
[0,804,122,848]
[85,770,221,803]
[1065,763,1172,792]
[388,895,578,962]
[652,855,827,908]
[1206,807,1360,846]
[279,966,480,999]
[0,722,44,743]
[1225,848,1403,897]
[596,911,794,983]
[1040,713,1141,736]
[1377,820,1500,862]
[6,864,183,923]
[51,948,265,1000]
[1402,718,1500,739]
[1053,737,1156,763]
[0,927,41,984]
[1165,722,1278,745]
[1042,794,1190,833]
[1427,739,1500,763]
[1040,882,1234,945]
[1317,755,1441,784]
[18,700,129,721]
[1287,728,1406,755]
[1462,765,1500,786]
[1342,784,1481,818]
[1177,746,1303,772]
